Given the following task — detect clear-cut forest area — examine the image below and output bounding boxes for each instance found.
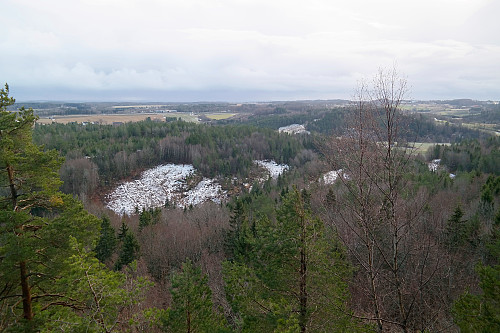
[2,70,500,333]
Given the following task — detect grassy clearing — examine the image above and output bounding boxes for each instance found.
[461,122,500,136]
[163,113,199,122]
[206,113,236,120]
[382,142,450,155]
[434,109,471,117]
[411,142,450,154]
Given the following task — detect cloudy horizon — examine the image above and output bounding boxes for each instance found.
[2,0,499,102]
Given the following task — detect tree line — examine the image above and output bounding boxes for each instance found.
[230,103,482,142]
[428,136,500,175]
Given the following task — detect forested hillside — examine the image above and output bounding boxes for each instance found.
[33,120,315,200]
[229,104,483,142]
[2,75,500,332]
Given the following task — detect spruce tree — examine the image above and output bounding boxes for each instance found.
[445,204,469,250]
[162,259,229,333]
[114,231,140,271]
[453,212,500,332]
[225,199,253,260]
[117,221,129,240]
[224,188,362,332]
[139,209,152,231]
[94,216,117,263]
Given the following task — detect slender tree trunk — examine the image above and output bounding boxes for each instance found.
[187,303,191,333]
[20,261,33,320]
[9,164,34,321]
[299,235,307,333]
[298,199,308,333]
[368,241,383,333]
[7,164,17,211]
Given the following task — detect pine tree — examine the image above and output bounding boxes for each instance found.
[40,237,152,332]
[0,84,101,330]
[326,188,336,206]
[453,264,500,332]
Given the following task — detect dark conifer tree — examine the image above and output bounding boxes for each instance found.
[445,205,469,250]
[162,259,229,332]
[94,216,117,263]
[114,232,140,271]
[117,221,129,240]
[224,188,362,332]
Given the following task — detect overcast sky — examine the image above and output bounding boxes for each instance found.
[2,0,499,102]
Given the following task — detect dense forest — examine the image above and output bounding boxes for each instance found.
[33,120,315,201]
[2,75,500,333]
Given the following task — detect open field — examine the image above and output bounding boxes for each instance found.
[110,105,172,109]
[432,109,472,117]
[401,104,463,114]
[206,113,236,120]
[461,122,500,136]
[412,142,451,154]
[36,112,199,124]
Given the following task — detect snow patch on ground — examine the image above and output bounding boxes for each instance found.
[180,178,227,208]
[320,169,347,184]
[278,124,310,135]
[428,159,441,172]
[106,164,226,216]
[428,159,455,179]
[254,160,289,179]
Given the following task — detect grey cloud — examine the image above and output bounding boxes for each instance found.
[2,0,499,101]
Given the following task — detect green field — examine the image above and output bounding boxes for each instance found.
[412,142,450,154]
[461,122,500,136]
[206,113,236,120]
[163,113,200,122]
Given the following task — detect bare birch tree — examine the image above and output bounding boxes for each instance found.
[322,67,448,332]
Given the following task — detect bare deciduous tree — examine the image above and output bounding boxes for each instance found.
[322,67,450,332]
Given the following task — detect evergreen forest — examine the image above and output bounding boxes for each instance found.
[1,73,500,333]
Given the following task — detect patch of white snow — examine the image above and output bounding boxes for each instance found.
[278,124,310,135]
[428,159,441,172]
[180,178,227,208]
[320,169,349,184]
[106,164,226,216]
[321,170,342,184]
[254,160,289,179]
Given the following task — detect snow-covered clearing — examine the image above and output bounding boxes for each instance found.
[428,159,455,178]
[278,124,310,135]
[254,160,289,179]
[320,169,347,184]
[106,164,226,215]
[107,161,289,215]
[180,178,226,207]
[428,159,441,172]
